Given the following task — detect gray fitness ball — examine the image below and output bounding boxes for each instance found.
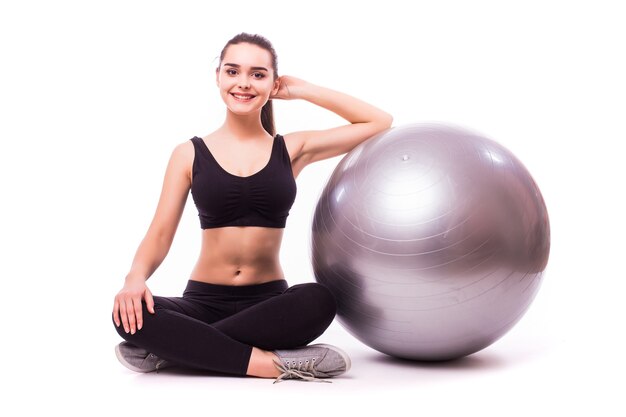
[311,123,550,361]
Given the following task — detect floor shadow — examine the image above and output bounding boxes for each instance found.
[365,350,509,372]
[145,365,243,379]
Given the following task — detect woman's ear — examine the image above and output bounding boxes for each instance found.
[272,76,281,95]
[215,68,220,87]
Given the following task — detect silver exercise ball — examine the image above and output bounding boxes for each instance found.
[311,123,550,361]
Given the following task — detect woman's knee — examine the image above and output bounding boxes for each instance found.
[289,282,337,322]
[111,300,153,340]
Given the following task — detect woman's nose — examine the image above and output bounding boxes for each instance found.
[238,76,250,89]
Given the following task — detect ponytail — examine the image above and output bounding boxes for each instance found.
[261,100,275,136]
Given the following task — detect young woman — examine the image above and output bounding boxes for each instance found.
[112,32,393,383]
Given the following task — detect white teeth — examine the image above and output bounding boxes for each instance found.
[233,94,253,100]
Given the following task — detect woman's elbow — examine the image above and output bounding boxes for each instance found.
[383,112,394,128]
[376,112,393,128]
[372,112,393,131]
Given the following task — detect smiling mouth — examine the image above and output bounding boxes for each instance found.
[231,93,256,101]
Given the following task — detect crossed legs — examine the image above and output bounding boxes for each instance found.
[112,280,337,377]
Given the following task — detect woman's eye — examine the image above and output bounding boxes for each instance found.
[225,69,264,78]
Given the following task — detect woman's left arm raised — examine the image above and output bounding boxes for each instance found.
[272,75,393,167]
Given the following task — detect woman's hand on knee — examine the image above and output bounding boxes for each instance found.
[112,280,155,334]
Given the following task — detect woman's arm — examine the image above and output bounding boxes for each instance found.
[272,76,393,167]
[113,141,192,334]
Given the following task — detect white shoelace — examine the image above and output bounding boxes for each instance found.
[272,360,331,384]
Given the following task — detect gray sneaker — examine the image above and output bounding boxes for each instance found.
[115,341,171,373]
[272,343,351,383]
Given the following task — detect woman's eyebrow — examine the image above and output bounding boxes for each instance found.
[224,63,269,71]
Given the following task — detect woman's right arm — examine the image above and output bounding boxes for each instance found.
[113,141,193,334]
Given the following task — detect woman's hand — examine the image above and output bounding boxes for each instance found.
[112,278,155,334]
[270,75,310,100]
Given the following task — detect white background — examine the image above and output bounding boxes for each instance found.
[1,0,625,415]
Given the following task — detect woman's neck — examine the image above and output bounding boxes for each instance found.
[219,109,270,140]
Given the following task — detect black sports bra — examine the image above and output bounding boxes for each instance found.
[189,134,297,229]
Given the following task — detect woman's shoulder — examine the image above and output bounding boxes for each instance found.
[175,137,196,154]
[281,131,307,160]
[163,138,197,183]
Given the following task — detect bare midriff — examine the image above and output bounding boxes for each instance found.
[188,226,286,286]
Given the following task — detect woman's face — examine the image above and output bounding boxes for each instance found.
[216,42,279,115]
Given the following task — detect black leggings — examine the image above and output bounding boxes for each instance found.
[112,279,337,376]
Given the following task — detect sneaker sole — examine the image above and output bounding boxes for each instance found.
[114,343,153,373]
[309,343,352,373]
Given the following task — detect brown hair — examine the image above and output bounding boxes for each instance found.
[217,33,278,136]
